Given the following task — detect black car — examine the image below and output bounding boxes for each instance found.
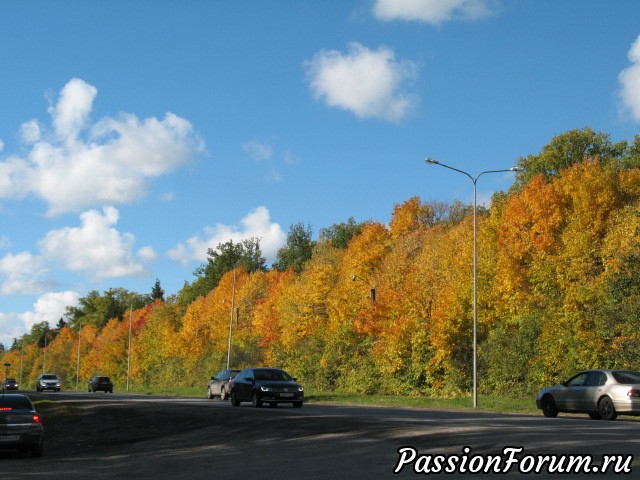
[88,376,113,393]
[207,369,240,400]
[2,378,18,391]
[230,367,304,408]
[0,394,44,457]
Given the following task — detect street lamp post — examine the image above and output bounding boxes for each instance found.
[226,261,242,370]
[127,299,133,392]
[425,158,521,408]
[76,326,82,390]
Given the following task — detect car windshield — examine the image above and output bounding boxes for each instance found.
[612,371,640,384]
[42,374,57,380]
[254,369,292,381]
[0,395,34,410]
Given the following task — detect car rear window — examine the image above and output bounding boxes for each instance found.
[0,395,34,410]
[612,371,640,384]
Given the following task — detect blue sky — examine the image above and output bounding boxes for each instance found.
[1,0,640,346]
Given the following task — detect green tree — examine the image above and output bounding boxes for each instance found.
[318,217,364,249]
[65,289,146,330]
[179,237,266,305]
[512,127,628,190]
[150,278,165,302]
[273,222,315,273]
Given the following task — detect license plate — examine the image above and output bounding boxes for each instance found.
[280,393,294,398]
[0,435,19,442]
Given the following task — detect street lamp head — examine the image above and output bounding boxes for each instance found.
[425,157,440,165]
[510,166,524,172]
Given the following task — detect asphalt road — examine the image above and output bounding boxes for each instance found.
[1,391,639,479]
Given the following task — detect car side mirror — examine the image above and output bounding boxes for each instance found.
[247,377,254,383]
[211,377,215,380]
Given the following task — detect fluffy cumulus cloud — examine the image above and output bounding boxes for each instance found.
[0,251,49,295]
[0,291,80,346]
[0,206,153,295]
[168,206,286,265]
[39,206,154,279]
[619,35,640,122]
[373,0,494,25]
[0,78,204,216]
[305,43,418,121]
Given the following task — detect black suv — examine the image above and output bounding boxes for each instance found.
[88,376,113,393]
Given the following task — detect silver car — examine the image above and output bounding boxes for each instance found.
[36,373,61,392]
[536,369,640,420]
[207,369,240,400]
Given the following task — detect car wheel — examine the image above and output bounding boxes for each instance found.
[220,388,227,401]
[230,390,240,407]
[268,402,278,408]
[598,396,617,421]
[541,394,558,418]
[207,387,214,400]
[293,401,303,408]
[252,392,262,408]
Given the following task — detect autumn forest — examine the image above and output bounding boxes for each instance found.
[3,128,640,397]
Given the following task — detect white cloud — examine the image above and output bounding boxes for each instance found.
[305,42,418,121]
[0,78,204,216]
[373,0,494,25]
[168,206,286,265]
[0,207,153,295]
[0,291,80,347]
[619,34,640,122]
[0,251,49,295]
[38,206,154,279]
[21,291,80,331]
[243,141,273,161]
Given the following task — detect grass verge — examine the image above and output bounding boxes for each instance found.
[121,386,538,414]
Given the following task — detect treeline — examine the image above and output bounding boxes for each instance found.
[3,128,640,397]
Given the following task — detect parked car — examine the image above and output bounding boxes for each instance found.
[0,394,44,456]
[2,378,18,391]
[536,369,640,420]
[88,376,113,393]
[207,369,240,400]
[230,367,304,408]
[36,373,61,392]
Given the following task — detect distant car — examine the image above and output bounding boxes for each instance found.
[207,369,240,400]
[536,369,640,420]
[88,376,113,393]
[2,378,18,391]
[230,367,304,408]
[0,394,44,456]
[36,374,61,392]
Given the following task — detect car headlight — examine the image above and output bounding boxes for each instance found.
[298,386,304,392]
[260,386,272,392]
